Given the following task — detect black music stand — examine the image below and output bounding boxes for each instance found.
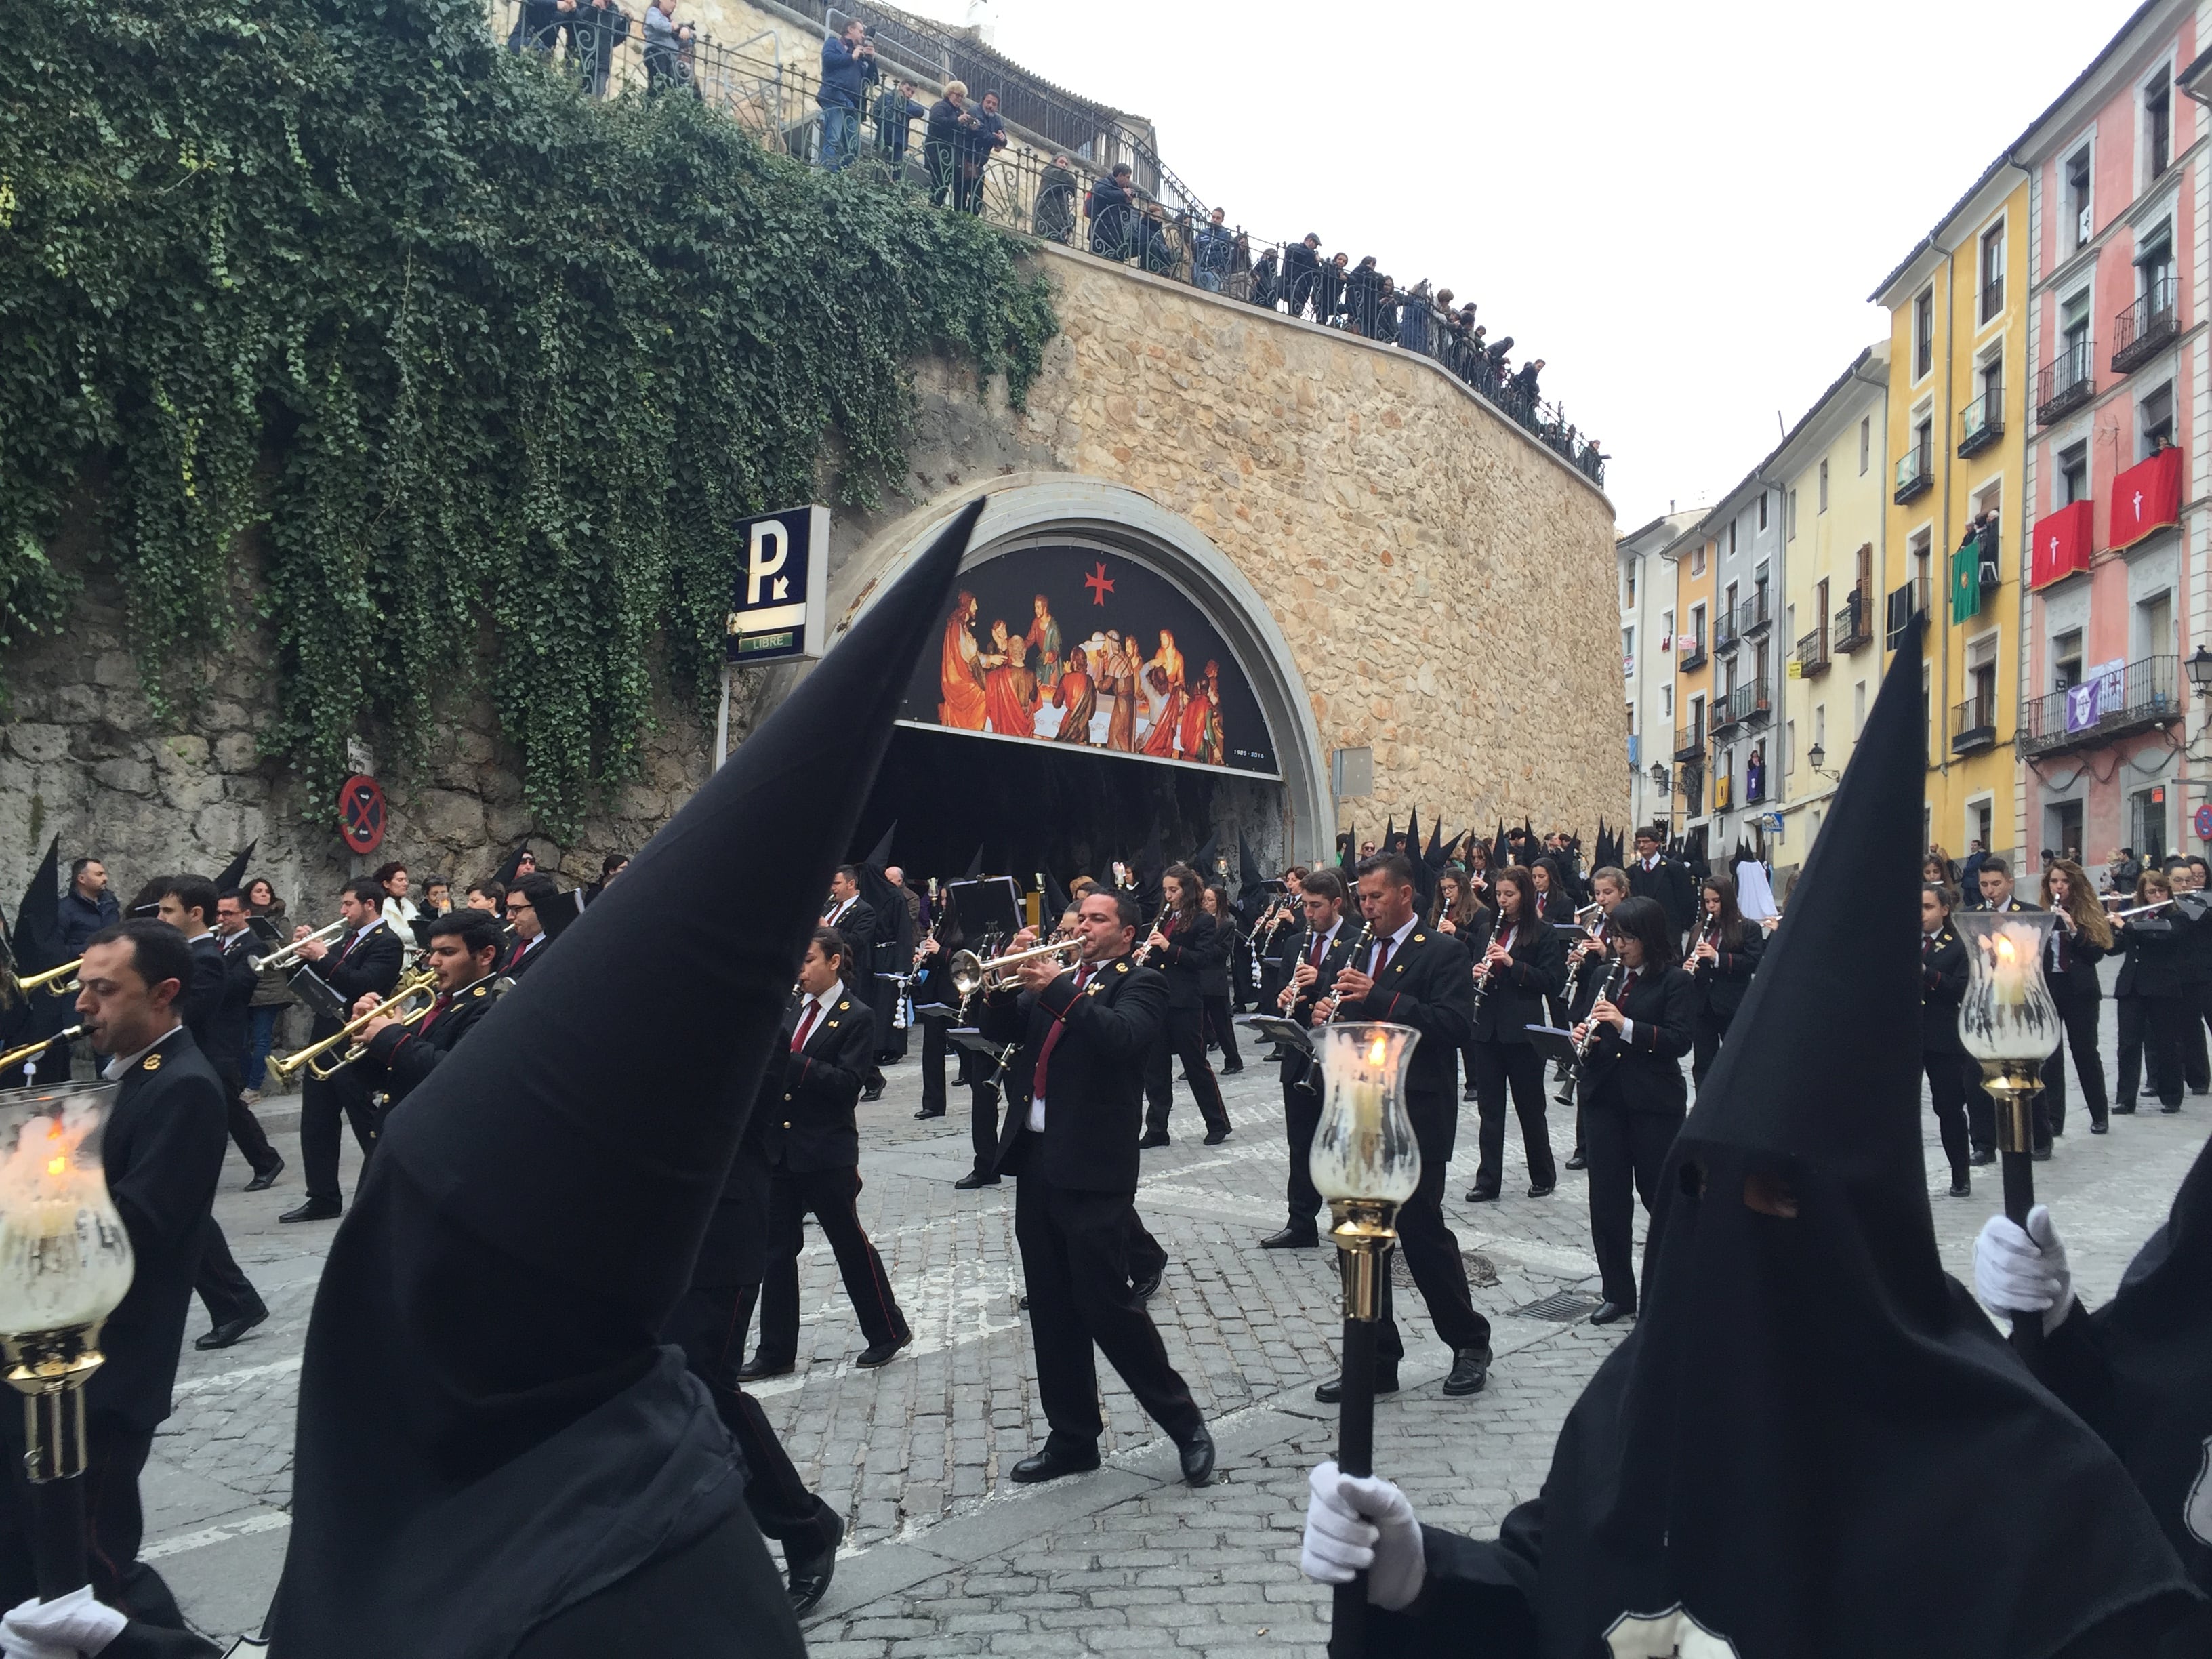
[1521,1025,1578,1067]
[1235,1013,1313,1065]
[944,877,1023,948]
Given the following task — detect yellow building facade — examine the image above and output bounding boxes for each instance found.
[1872,164,2032,863]
[1660,522,1718,846]
[1763,343,1891,876]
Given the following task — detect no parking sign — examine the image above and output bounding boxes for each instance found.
[2196,803,2212,842]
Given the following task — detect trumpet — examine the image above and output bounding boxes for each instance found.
[6,958,85,1000]
[947,935,1084,999]
[257,920,350,977]
[268,968,440,1082]
[0,1025,84,1076]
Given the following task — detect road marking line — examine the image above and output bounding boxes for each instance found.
[142,1511,291,1560]
[171,1357,304,1398]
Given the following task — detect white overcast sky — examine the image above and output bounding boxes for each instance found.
[900,0,2150,531]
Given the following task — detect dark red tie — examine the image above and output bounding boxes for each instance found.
[1308,933,1326,968]
[1371,937,1393,979]
[1032,964,1093,1099]
[790,1002,820,1053]
[418,991,453,1033]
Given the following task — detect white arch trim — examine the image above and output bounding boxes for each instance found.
[818,475,1334,861]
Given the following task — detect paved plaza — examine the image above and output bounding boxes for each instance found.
[152,989,2207,1652]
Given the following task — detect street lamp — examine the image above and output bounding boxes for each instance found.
[1805,742,1841,783]
[2186,644,2212,694]
[1310,1021,1420,1659]
[1952,909,2060,1358]
[0,1082,134,1599]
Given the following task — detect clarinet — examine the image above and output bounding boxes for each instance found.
[1318,922,1374,1026]
[1571,960,1626,1071]
[1132,901,1174,966]
[1471,922,1509,1023]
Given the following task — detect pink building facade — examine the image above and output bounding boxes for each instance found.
[2019,0,2209,871]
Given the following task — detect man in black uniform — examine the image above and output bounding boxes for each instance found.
[501,874,559,979]
[1260,868,1355,1250]
[1626,824,1695,942]
[822,867,884,1100]
[740,928,912,1378]
[152,876,270,1352]
[1317,853,1493,1401]
[0,922,230,1631]
[209,890,285,1188]
[281,879,403,1223]
[351,909,504,1111]
[979,890,1214,1488]
[1918,882,1975,1198]
[1959,855,2054,1160]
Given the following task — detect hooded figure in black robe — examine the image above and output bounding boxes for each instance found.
[1305,649,2203,1658]
[265,500,983,1659]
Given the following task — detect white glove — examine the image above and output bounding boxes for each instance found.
[0,1587,129,1658]
[1973,1206,2073,1336]
[1300,1460,1425,1611]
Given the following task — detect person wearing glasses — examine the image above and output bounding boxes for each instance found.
[501,874,559,980]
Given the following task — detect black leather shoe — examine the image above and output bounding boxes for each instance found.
[245,1157,285,1192]
[1587,1300,1631,1326]
[1202,1126,1231,1145]
[2114,1103,2137,1115]
[2163,1103,2182,1114]
[953,1170,1000,1189]
[1464,1187,1499,1203]
[1010,1444,1100,1484]
[914,1108,946,1120]
[1222,1063,1244,1075]
[1314,1370,1397,1404]
[786,1512,843,1618]
[1563,1152,1587,1171]
[1968,1149,1996,1166]
[1462,1085,1479,1101]
[861,1082,885,1102]
[2032,1145,2053,1162]
[279,1200,340,1223]
[1260,1226,1319,1249]
[2090,1119,2109,1135]
[1528,1181,1556,1198]
[194,1305,269,1350]
[856,1334,912,1368]
[738,1353,795,1380]
[1948,1172,1971,1197]
[1176,1425,1216,1488]
[1441,1347,1490,1397]
[1130,1266,1164,1303]
[1138,1130,1170,1149]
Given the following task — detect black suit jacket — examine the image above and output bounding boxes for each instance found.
[823,898,878,962]
[980,955,1166,1192]
[2044,921,2108,1002]
[750,990,871,1174]
[1921,924,1969,1054]
[91,1029,228,1433]
[1153,909,1223,1010]
[1335,926,1475,1120]
[501,932,552,981]
[314,921,405,1038]
[1578,964,1694,1115]
[1470,915,1568,1046]
[179,935,229,1059]
[1689,924,1765,1022]
[1629,856,1696,936]
[206,930,262,1069]
[363,975,497,1105]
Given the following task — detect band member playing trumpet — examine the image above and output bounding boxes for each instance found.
[977,891,1215,1488]
[350,910,504,1113]
[281,879,403,1225]
[1261,869,1353,1250]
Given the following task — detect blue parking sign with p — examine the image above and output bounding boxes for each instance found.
[727,504,830,663]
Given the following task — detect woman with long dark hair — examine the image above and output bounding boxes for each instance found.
[2114,869,2190,1115]
[2039,857,2114,1133]
[1199,883,1244,1073]
[1139,863,1233,1145]
[242,876,292,1097]
[1434,868,1492,1101]
[1464,867,1566,1202]
[1569,895,1692,1324]
[1687,871,1764,1086]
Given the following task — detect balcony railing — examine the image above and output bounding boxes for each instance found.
[1711,689,1743,737]
[1958,387,2003,458]
[1743,676,1774,726]
[1740,589,1771,637]
[1893,444,1933,504]
[1673,722,1705,762]
[1679,634,1707,673]
[1950,691,1998,752]
[2112,279,2178,375]
[1980,276,2004,323]
[1713,607,1740,653]
[2036,340,2094,425]
[1885,577,1931,649]
[1795,626,1830,677]
[1832,585,1875,654]
[2018,654,2181,759]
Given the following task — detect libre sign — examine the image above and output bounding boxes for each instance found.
[726,505,830,663]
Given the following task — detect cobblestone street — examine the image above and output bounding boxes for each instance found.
[152,993,2208,1650]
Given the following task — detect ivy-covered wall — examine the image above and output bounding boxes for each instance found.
[0,0,1056,842]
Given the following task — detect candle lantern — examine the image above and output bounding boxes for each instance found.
[1952,910,2059,1357]
[0,1081,134,1600]
[1309,1021,1420,1659]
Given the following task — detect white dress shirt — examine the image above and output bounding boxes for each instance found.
[101,1021,186,1082]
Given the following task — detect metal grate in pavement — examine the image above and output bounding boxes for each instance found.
[1508,1291,1603,1322]
[1392,1250,1498,1290]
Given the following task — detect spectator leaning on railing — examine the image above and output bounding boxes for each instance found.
[925,81,981,209]
[958,90,1008,213]
[1283,233,1320,319]
[642,0,693,96]
[1086,162,1136,260]
[817,20,879,173]
[1033,155,1079,243]
[1192,207,1233,293]
[875,76,925,167]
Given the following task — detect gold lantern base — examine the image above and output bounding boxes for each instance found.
[1975,1058,2044,1159]
[1328,1197,1401,1323]
[4,1326,105,1484]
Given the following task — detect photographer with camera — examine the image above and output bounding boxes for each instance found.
[818,18,879,172]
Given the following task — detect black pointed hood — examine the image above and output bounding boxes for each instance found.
[861,819,896,872]
[962,841,986,880]
[1423,817,1443,867]
[270,500,985,1659]
[1040,866,1071,928]
[12,837,60,975]
[213,838,257,895]
[1509,651,2198,1658]
[493,844,533,886]
[1187,831,1218,882]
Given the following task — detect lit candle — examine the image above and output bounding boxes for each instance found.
[1991,930,2027,1006]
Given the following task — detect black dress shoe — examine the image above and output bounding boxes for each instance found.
[279,1200,340,1224]
[1314,1370,1398,1404]
[1138,1130,1170,1149]
[1587,1300,1631,1326]
[861,1082,885,1102]
[1010,1443,1101,1484]
[738,1353,795,1380]
[1259,1226,1319,1249]
[1441,1347,1491,1397]
[2163,1103,2182,1114]
[954,1170,1000,1189]
[1462,1085,1479,1101]
[2090,1119,2109,1135]
[2032,1145,2053,1162]
[245,1157,285,1193]
[1948,1172,1971,1197]
[1222,1063,1244,1074]
[2114,1102,2137,1115]
[194,1305,270,1350]
[1176,1425,1216,1487]
[1527,1181,1556,1198]
[1464,1187,1499,1203]
[914,1108,946,1120]
[1202,1126,1231,1145]
[1563,1151,1587,1171]
[1968,1149,1996,1166]
[1130,1266,1164,1302]
[785,1512,844,1618]
[856,1334,912,1368]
